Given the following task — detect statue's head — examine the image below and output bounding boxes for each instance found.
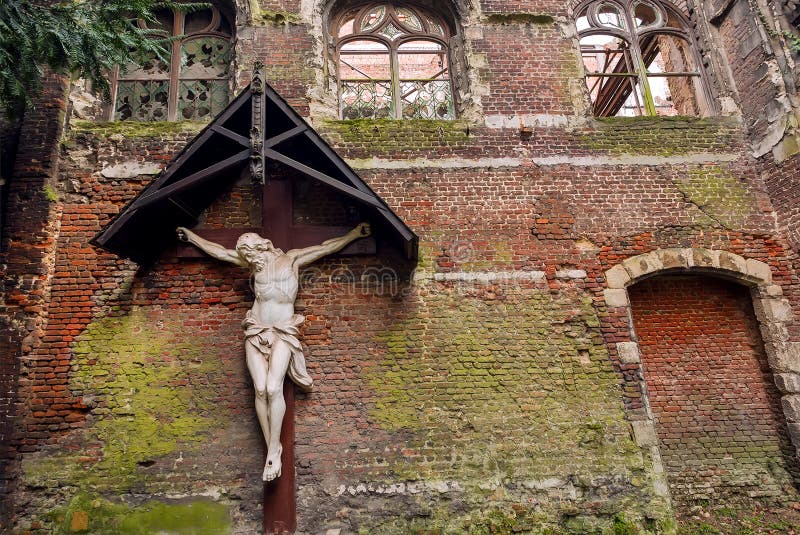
[235,233,278,269]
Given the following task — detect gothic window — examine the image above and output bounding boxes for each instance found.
[576,0,712,116]
[111,5,233,122]
[333,3,455,120]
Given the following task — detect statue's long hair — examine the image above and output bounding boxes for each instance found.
[235,233,284,273]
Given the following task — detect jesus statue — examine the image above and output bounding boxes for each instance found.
[176,223,371,481]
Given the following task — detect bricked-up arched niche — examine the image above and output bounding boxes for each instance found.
[604,249,800,506]
[322,0,469,118]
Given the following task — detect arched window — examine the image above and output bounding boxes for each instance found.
[111,5,233,122]
[575,0,712,116]
[333,3,455,120]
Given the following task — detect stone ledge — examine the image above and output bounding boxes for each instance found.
[605,265,631,289]
[622,253,663,280]
[767,342,800,373]
[745,259,773,283]
[760,298,794,323]
[782,394,800,422]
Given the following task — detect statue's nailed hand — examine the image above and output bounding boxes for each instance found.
[357,222,371,237]
[176,227,190,242]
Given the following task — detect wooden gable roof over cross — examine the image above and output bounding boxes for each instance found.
[92,65,418,264]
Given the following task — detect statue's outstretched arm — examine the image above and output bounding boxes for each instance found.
[176,227,247,267]
[290,223,371,267]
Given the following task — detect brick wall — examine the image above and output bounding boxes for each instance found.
[0,72,68,527]
[4,0,800,532]
[629,276,799,505]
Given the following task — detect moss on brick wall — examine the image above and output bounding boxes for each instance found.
[68,120,206,139]
[672,166,757,228]
[21,310,233,531]
[320,119,471,154]
[357,284,667,533]
[47,493,230,535]
[579,117,742,156]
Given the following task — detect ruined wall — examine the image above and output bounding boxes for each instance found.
[4,0,800,533]
[705,0,800,252]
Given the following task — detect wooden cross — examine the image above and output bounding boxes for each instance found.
[178,177,373,534]
[95,64,414,535]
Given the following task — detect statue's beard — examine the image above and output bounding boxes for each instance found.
[251,258,266,271]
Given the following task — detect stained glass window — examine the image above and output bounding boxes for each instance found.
[576,0,712,116]
[113,5,233,122]
[333,3,455,120]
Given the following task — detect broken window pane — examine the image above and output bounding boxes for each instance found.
[644,34,706,116]
[576,0,711,117]
[398,40,454,119]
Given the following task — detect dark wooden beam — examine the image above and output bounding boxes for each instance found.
[211,124,251,147]
[265,125,308,148]
[263,381,296,535]
[300,130,372,194]
[131,149,250,210]
[263,178,292,251]
[264,149,383,208]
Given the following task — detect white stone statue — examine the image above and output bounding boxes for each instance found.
[176,223,371,481]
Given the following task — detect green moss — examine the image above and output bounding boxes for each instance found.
[486,13,555,24]
[49,493,230,535]
[69,119,206,139]
[673,166,756,228]
[23,311,227,491]
[321,119,470,153]
[579,117,741,156]
[367,292,643,480]
[614,513,641,535]
[358,288,668,531]
[254,9,301,25]
[43,184,59,202]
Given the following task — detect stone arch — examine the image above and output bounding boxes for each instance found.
[602,248,800,502]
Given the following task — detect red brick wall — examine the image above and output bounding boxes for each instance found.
[629,276,798,505]
[0,72,68,524]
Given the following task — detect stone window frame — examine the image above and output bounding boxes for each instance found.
[602,248,800,499]
[574,0,715,116]
[330,2,458,120]
[108,4,234,122]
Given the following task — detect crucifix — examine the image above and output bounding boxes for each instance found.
[176,219,369,529]
[92,63,415,534]
[173,69,375,533]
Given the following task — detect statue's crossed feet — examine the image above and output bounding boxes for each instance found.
[262,446,282,481]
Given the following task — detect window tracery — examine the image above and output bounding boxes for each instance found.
[333,3,455,120]
[111,5,233,122]
[576,0,712,116]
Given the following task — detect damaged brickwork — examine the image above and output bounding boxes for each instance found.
[2,0,800,533]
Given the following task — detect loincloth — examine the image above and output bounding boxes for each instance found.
[242,310,313,391]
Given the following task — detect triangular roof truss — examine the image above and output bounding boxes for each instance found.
[92,66,417,265]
